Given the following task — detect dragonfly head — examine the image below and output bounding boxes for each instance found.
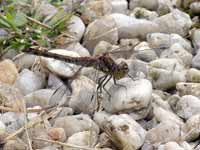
[114,61,129,79]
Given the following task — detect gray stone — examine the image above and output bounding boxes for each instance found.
[110,0,128,14]
[104,114,146,150]
[53,114,99,138]
[190,2,200,14]
[103,78,152,120]
[186,68,200,83]
[69,76,97,114]
[14,69,46,95]
[154,9,192,37]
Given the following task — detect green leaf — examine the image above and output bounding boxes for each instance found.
[13,12,28,27]
[46,8,73,29]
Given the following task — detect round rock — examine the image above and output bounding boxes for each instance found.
[40,49,81,78]
[144,121,184,147]
[80,0,112,24]
[153,106,183,125]
[14,53,37,70]
[0,59,18,85]
[186,68,200,83]
[130,7,158,20]
[148,58,186,90]
[147,33,192,54]
[176,82,200,98]
[190,2,200,14]
[104,114,146,150]
[67,16,85,41]
[83,15,118,52]
[153,9,192,37]
[158,142,189,150]
[191,29,200,50]
[111,13,160,39]
[53,114,99,138]
[103,78,152,115]
[175,95,200,120]
[192,50,200,69]
[160,43,193,67]
[129,0,158,10]
[64,131,98,150]
[110,0,128,14]
[69,76,97,114]
[24,89,67,107]
[14,69,46,95]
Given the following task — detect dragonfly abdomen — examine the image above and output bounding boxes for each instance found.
[23,49,98,67]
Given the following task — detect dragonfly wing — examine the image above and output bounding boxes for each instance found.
[48,74,71,107]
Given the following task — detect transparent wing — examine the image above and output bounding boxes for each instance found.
[48,74,71,107]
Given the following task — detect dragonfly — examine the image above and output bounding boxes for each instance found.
[22,47,134,100]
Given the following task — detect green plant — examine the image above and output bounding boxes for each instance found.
[0,1,73,56]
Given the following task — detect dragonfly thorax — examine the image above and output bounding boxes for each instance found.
[113,61,129,79]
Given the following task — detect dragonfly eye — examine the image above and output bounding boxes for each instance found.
[119,61,129,71]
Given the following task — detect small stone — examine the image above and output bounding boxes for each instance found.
[14,69,46,95]
[69,76,97,114]
[40,49,81,78]
[148,58,186,90]
[83,15,118,52]
[53,114,99,138]
[35,1,57,20]
[22,127,50,149]
[67,16,85,41]
[24,89,68,107]
[111,13,160,39]
[176,82,200,98]
[0,59,18,85]
[129,0,158,10]
[93,111,111,127]
[191,29,200,50]
[0,112,22,133]
[152,94,171,110]
[3,139,28,150]
[158,142,186,150]
[192,50,200,69]
[14,54,37,70]
[134,42,158,62]
[154,9,192,37]
[175,95,200,120]
[160,43,193,67]
[80,0,112,24]
[110,0,128,14]
[2,49,18,60]
[130,7,158,20]
[153,90,170,100]
[104,114,146,150]
[64,131,98,150]
[186,68,200,83]
[153,106,183,125]
[64,42,90,57]
[128,59,148,79]
[0,83,24,112]
[147,33,192,54]
[184,114,200,141]
[47,128,66,142]
[190,2,200,14]
[144,121,183,146]
[103,78,152,120]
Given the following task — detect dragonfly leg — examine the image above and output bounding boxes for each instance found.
[97,75,108,94]
[113,78,127,91]
[103,76,112,101]
[91,75,108,101]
